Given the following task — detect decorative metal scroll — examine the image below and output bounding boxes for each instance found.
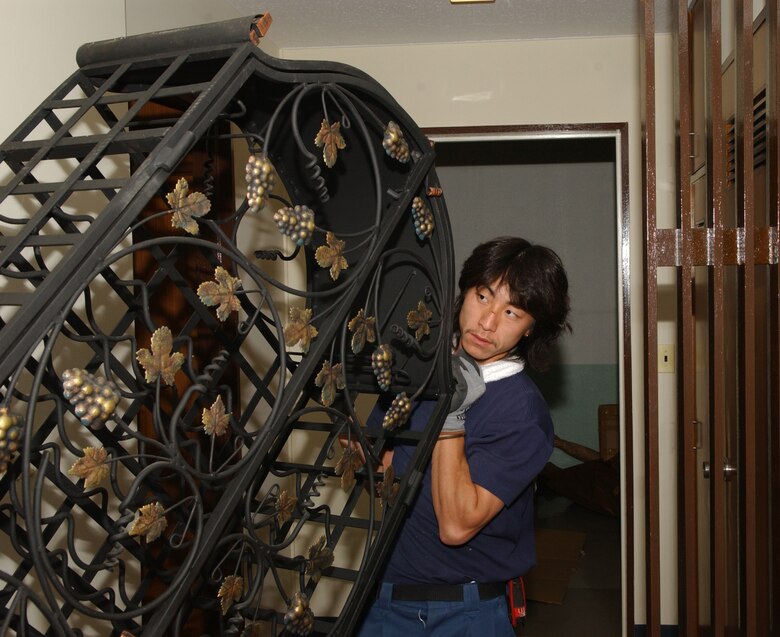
[0,18,454,637]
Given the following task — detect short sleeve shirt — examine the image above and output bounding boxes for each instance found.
[370,370,554,584]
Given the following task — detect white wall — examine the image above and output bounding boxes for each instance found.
[0,0,127,627]
[279,34,679,626]
[125,0,280,56]
[125,0,237,35]
[0,0,126,141]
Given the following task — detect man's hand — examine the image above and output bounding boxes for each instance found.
[441,351,485,434]
[433,352,501,544]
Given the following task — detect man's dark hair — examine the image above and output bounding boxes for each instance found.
[454,236,571,370]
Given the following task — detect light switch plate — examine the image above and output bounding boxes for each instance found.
[658,344,675,373]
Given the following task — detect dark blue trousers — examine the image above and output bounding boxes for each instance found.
[355,582,516,636]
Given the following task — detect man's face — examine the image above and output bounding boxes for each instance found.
[458,279,535,365]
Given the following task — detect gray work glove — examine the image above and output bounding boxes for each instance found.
[441,351,486,433]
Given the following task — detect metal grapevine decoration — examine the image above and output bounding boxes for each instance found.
[217,575,244,615]
[378,464,399,508]
[347,308,376,354]
[166,177,211,235]
[314,118,346,168]
[334,447,365,491]
[406,300,433,341]
[245,153,275,212]
[382,120,410,163]
[0,407,22,473]
[202,395,229,437]
[371,344,393,391]
[127,502,168,542]
[314,361,345,407]
[283,591,315,636]
[283,307,318,353]
[273,204,315,246]
[136,326,185,386]
[382,393,412,431]
[305,536,334,583]
[275,490,297,524]
[411,195,434,240]
[197,266,242,321]
[315,232,348,281]
[68,446,110,489]
[61,368,120,429]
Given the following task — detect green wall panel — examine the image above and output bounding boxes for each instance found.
[528,363,618,468]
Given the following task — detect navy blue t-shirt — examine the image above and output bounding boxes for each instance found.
[369,370,554,584]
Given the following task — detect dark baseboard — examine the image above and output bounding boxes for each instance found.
[634,626,679,637]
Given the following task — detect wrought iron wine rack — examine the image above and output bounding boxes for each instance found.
[0,14,455,637]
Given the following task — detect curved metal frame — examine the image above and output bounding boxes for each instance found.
[0,19,455,637]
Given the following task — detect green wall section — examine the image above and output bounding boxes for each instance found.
[528,363,618,468]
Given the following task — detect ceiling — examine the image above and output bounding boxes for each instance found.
[225,0,674,50]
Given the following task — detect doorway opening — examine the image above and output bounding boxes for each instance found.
[425,124,631,637]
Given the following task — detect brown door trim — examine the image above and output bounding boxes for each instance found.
[674,2,700,634]
[640,2,662,635]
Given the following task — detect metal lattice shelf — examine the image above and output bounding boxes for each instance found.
[0,14,455,637]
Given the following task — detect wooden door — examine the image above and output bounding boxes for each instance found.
[642,1,779,636]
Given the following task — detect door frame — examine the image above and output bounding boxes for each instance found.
[423,122,632,633]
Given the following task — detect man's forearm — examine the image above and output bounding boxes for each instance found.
[431,438,501,545]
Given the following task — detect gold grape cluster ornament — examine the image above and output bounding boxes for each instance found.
[383,121,410,163]
[0,408,22,474]
[371,344,393,391]
[411,196,434,240]
[62,368,120,429]
[283,591,315,636]
[382,392,412,431]
[245,153,276,212]
[274,205,316,246]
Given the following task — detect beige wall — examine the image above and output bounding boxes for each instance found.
[125,0,281,56]
[0,0,126,141]
[0,0,128,621]
[282,38,640,129]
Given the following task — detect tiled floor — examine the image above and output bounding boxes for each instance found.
[518,490,622,637]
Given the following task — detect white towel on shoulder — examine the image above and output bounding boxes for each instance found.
[481,358,525,383]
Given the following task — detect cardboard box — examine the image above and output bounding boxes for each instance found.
[524,528,586,604]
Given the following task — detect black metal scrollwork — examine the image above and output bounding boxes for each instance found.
[0,16,454,637]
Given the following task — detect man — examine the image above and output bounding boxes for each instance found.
[357,236,571,636]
